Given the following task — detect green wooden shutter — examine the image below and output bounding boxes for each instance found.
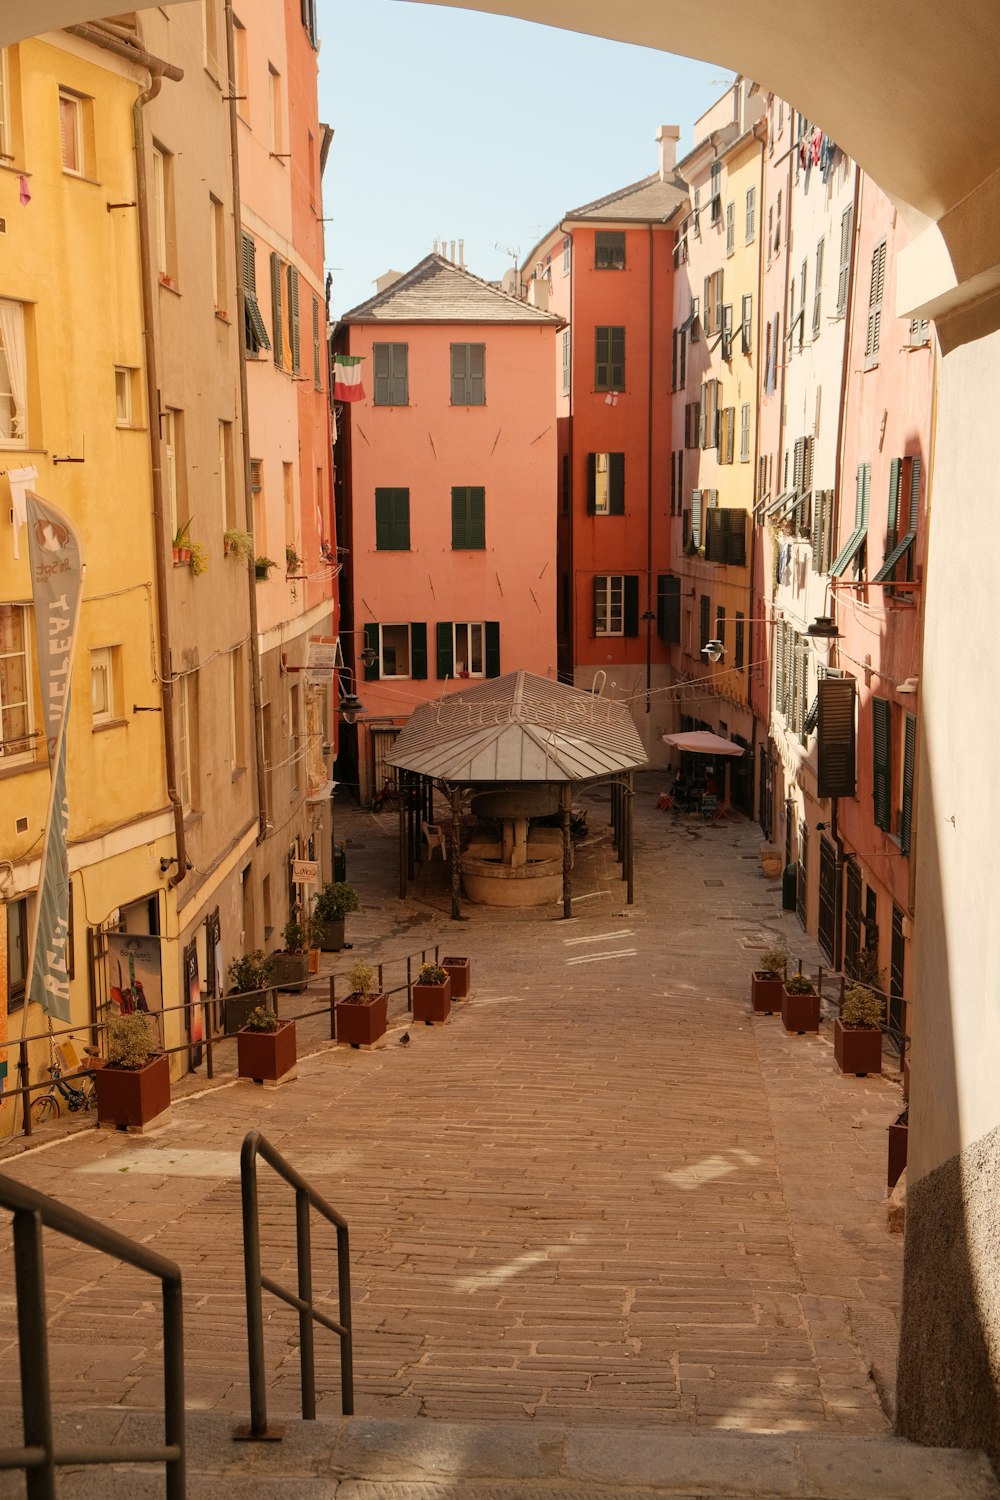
[837,204,853,313]
[364,623,379,681]
[312,297,321,387]
[288,265,301,372]
[410,623,427,680]
[872,696,892,830]
[656,575,680,643]
[484,622,500,677]
[436,622,454,679]
[469,487,485,548]
[900,713,917,856]
[375,488,409,550]
[609,453,625,514]
[270,252,283,365]
[817,676,856,798]
[467,343,485,405]
[595,327,608,388]
[592,576,602,633]
[727,510,747,566]
[392,343,408,404]
[885,457,901,557]
[450,344,466,404]
[586,454,597,514]
[373,344,391,405]
[375,489,392,550]
[691,489,702,546]
[623,576,640,637]
[451,487,466,548]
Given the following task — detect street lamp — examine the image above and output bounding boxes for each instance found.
[701,639,725,663]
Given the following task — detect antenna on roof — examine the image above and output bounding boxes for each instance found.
[495,241,520,296]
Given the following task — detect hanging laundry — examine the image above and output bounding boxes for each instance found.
[604,391,619,407]
[6,465,37,559]
[811,127,823,166]
[18,175,30,206]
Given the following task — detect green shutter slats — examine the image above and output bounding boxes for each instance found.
[484,622,500,678]
[270,252,284,366]
[375,488,409,550]
[874,455,922,581]
[312,297,321,387]
[242,234,270,352]
[900,713,917,856]
[468,343,485,405]
[288,265,301,373]
[609,453,625,514]
[373,344,391,405]
[410,623,427,680]
[364,623,380,681]
[872,696,892,830]
[817,676,856,798]
[451,344,485,404]
[451,487,485,549]
[436,622,454,679]
[830,464,871,577]
[837,204,853,314]
[656,574,681,643]
[623,576,640,637]
[586,453,597,515]
[691,489,702,547]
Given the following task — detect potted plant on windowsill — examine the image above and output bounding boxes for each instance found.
[781,971,820,1034]
[335,959,388,1048]
[225,949,276,1034]
[94,1013,171,1132]
[172,518,193,565]
[834,983,885,1076]
[254,555,277,580]
[412,961,451,1026]
[223,528,254,562]
[313,880,360,951]
[285,543,302,575]
[270,914,316,993]
[751,944,787,1014]
[236,1003,297,1086]
[441,954,471,999]
[188,539,209,577]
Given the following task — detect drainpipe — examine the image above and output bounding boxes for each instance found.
[645,224,655,713]
[70,27,191,885]
[749,122,767,820]
[225,0,269,841]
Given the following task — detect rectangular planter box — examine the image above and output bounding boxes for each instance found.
[441,955,471,999]
[834,1016,883,1076]
[270,953,309,993]
[316,918,346,952]
[751,971,783,1014]
[888,1114,908,1190]
[237,1020,297,1085]
[95,1053,171,1132]
[412,977,451,1026]
[224,987,276,1034]
[336,993,388,1047]
[781,985,820,1034]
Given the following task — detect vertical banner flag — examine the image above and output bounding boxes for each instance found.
[24,493,85,1024]
[333,353,365,402]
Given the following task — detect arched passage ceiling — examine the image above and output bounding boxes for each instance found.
[4,0,999,343]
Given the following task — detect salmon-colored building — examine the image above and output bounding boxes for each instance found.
[336,253,562,801]
[522,131,685,765]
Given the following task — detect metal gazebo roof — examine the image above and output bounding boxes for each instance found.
[385,670,647,785]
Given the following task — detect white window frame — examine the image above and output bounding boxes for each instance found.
[268,63,283,154]
[562,329,571,394]
[0,298,28,447]
[379,623,412,680]
[59,89,83,175]
[0,603,33,764]
[163,409,178,535]
[593,452,612,514]
[151,144,168,276]
[0,48,11,164]
[595,575,624,637]
[453,622,485,678]
[114,367,132,428]
[209,194,226,314]
[90,645,115,724]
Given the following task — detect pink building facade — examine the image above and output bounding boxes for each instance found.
[337,254,561,801]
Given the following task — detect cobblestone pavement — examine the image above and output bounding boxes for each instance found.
[0,774,905,1435]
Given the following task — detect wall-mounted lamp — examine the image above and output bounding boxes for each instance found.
[359,646,377,667]
[701,639,725,663]
[815,822,830,832]
[806,614,842,640]
[896,676,919,695]
[339,694,365,725]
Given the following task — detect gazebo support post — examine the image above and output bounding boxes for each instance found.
[398,778,407,898]
[449,785,463,920]
[561,783,573,919]
[626,771,635,905]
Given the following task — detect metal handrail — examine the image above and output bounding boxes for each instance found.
[237,1130,353,1441]
[0,1172,185,1499]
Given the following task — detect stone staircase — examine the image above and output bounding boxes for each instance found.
[3,1412,997,1499]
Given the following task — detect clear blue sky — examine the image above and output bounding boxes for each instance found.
[318,1,731,317]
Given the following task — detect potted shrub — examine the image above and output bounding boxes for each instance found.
[237,1003,297,1087]
[285,543,302,575]
[254,555,277,580]
[223,527,254,562]
[412,961,451,1026]
[441,955,471,999]
[95,1013,171,1132]
[781,971,820,1034]
[751,944,788,1014]
[225,949,275,1034]
[335,959,388,1048]
[270,915,313,993]
[834,983,885,1076]
[172,519,193,565]
[188,539,209,577]
[313,880,361,951]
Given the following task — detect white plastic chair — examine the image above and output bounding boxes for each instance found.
[421,820,449,861]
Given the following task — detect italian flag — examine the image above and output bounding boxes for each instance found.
[333,353,365,402]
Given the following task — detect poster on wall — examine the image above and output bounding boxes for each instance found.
[106,932,163,1049]
[207,908,222,1008]
[184,939,204,1070]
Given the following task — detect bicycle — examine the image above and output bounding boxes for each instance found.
[30,1060,97,1126]
[370,778,400,813]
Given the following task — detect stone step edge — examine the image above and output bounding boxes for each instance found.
[5,1411,997,1500]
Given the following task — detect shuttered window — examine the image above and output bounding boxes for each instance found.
[726,201,735,257]
[270,252,284,366]
[594,575,638,636]
[595,326,625,390]
[741,294,752,354]
[374,488,410,550]
[874,456,921,583]
[872,695,892,830]
[817,675,856,799]
[735,613,745,670]
[451,343,485,405]
[656,575,681,643]
[373,343,409,405]
[684,402,700,449]
[451,486,486,549]
[242,234,270,354]
[811,490,836,574]
[745,184,756,244]
[812,236,825,337]
[900,713,917,855]
[562,330,571,393]
[587,452,625,515]
[691,489,703,547]
[830,463,871,577]
[368,623,427,681]
[671,328,678,391]
[704,508,747,566]
[836,205,854,314]
[740,403,751,463]
[312,297,322,388]
[594,231,626,269]
[436,622,491,678]
[864,239,887,367]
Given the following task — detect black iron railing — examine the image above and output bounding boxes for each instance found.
[236,1130,353,1441]
[0,1173,185,1500]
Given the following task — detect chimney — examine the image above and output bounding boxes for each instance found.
[656,124,681,179]
[449,240,456,263]
[458,239,465,268]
